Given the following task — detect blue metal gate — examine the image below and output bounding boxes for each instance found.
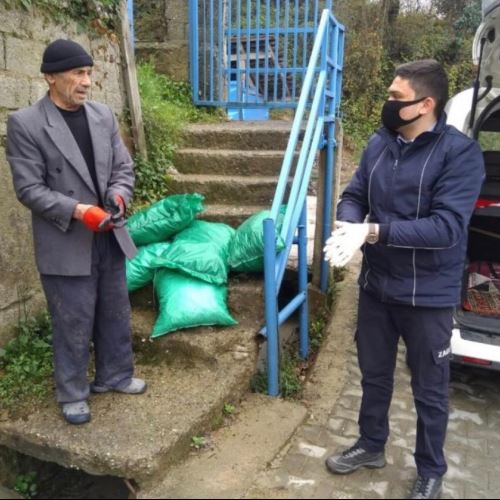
[189,0,334,115]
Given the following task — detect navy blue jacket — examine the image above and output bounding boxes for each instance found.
[338,113,485,308]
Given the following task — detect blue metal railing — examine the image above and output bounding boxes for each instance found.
[262,8,344,396]
[189,0,334,115]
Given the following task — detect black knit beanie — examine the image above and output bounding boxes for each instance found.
[40,39,94,74]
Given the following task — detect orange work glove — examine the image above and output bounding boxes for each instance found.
[82,206,114,232]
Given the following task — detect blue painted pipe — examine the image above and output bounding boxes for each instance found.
[298,202,309,359]
[259,291,307,337]
[189,0,200,103]
[263,218,280,396]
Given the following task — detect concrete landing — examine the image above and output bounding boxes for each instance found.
[138,394,308,498]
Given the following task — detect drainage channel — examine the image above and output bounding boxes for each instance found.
[0,448,133,499]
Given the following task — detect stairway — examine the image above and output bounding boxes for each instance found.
[170,120,295,227]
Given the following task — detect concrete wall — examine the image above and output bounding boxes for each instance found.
[0,5,128,346]
[134,0,190,80]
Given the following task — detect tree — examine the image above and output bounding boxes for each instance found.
[432,0,481,22]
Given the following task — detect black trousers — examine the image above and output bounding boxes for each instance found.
[41,232,134,404]
[355,289,453,479]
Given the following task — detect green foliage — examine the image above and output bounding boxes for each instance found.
[280,353,302,399]
[251,352,302,399]
[250,370,268,395]
[14,472,38,499]
[132,154,172,210]
[223,403,236,416]
[132,63,223,209]
[0,312,53,411]
[310,317,327,351]
[335,0,481,158]
[190,435,207,450]
[4,0,121,32]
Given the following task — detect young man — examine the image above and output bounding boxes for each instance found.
[6,39,146,425]
[324,60,485,499]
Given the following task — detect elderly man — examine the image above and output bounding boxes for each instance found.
[6,39,146,425]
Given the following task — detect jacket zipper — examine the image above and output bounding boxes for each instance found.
[381,157,399,302]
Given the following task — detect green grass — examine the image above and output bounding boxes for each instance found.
[0,312,53,412]
[223,402,236,416]
[310,317,327,352]
[132,63,224,210]
[190,435,207,450]
[251,352,303,400]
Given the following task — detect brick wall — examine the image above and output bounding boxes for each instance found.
[135,0,190,80]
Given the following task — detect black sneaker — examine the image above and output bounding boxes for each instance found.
[408,476,443,499]
[325,445,386,475]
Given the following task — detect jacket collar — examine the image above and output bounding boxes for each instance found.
[376,112,448,155]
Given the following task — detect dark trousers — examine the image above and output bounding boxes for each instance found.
[41,232,134,404]
[356,289,453,479]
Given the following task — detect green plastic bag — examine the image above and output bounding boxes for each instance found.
[228,206,287,273]
[127,194,205,246]
[126,242,171,292]
[152,221,235,285]
[152,270,238,337]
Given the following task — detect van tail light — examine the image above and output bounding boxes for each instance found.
[461,356,492,366]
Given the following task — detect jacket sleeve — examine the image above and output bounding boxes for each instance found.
[105,108,135,206]
[336,148,370,223]
[6,114,78,232]
[385,140,485,250]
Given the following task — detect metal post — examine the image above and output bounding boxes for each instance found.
[320,19,334,293]
[210,0,215,102]
[298,202,309,360]
[218,0,224,102]
[264,218,280,397]
[127,0,135,50]
[189,0,200,103]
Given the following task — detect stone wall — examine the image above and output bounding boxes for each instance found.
[134,0,190,80]
[0,5,129,346]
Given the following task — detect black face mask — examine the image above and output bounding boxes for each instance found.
[381,97,427,132]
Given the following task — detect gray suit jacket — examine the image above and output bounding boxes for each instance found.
[6,94,135,276]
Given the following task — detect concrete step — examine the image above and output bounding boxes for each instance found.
[182,121,294,150]
[0,278,265,487]
[174,149,296,177]
[200,204,268,227]
[168,173,287,206]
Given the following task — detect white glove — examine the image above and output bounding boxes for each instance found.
[323,221,369,268]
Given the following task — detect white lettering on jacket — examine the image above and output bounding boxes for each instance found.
[438,347,451,359]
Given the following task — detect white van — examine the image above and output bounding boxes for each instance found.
[445,0,500,370]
